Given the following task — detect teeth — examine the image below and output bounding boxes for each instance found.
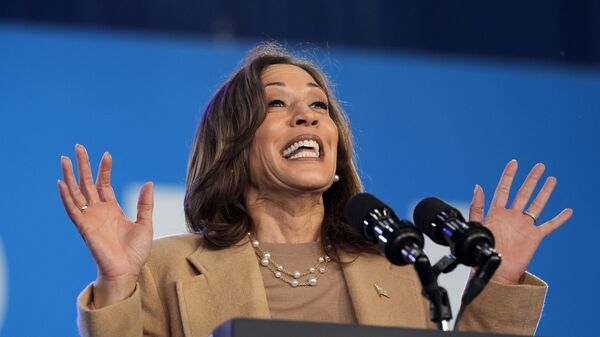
[289,150,320,159]
[282,139,320,158]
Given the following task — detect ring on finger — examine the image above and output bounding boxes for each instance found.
[79,204,89,214]
[522,210,537,224]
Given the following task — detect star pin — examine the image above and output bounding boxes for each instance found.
[373,283,390,299]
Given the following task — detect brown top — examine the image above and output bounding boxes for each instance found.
[257,241,357,324]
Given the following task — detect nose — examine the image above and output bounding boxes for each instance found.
[290,103,319,127]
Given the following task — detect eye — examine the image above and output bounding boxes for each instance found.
[268,99,286,108]
[311,101,329,111]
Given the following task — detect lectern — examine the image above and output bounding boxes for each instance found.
[212,318,534,337]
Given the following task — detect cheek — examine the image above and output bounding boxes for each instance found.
[247,143,261,180]
[255,114,286,143]
[327,121,340,167]
[326,120,340,151]
[248,121,283,170]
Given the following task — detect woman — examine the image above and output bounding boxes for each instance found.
[58,44,572,337]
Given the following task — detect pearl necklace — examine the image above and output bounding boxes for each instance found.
[248,233,331,288]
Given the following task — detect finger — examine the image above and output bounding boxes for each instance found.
[136,182,154,226]
[75,144,101,204]
[511,163,545,211]
[490,159,518,211]
[58,179,83,224]
[527,176,557,218]
[539,208,573,237]
[95,152,117,202]
[61,155,88,208]
[469,184,486,223]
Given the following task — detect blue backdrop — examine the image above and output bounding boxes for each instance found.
[0,23,599,336]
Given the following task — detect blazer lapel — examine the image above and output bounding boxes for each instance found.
[340,252,430,329]
[176,240,271,337]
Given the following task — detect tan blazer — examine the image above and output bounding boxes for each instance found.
[78,234,547,337]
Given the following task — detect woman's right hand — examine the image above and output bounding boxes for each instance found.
[58,144,154,308]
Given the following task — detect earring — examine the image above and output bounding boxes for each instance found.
[333,174,340,182]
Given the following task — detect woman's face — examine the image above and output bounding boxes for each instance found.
[248,64,339,196]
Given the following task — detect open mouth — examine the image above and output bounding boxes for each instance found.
[281,135,323,160]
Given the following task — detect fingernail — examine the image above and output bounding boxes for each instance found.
[474,184,480,193]
[510,159,517,163]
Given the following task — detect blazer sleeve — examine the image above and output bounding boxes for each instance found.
[458,272,547,335]
[77,264,169,337]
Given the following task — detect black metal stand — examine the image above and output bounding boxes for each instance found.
[428,249,501,331]
[461,247,501,306]
[454,248,501,331]
[402,245,453,331]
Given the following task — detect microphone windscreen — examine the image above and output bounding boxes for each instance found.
[413,197,459,239]
[344,193,389,232]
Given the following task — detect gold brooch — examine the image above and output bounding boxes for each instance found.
[374,283,390,299]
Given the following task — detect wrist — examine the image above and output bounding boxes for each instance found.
[92,275,138,308]
[490,273,520,285]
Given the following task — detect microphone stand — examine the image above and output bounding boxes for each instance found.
[362,206,452,329]
[427,248,501,331]
[453,247,501,331]
[402,244,452,331]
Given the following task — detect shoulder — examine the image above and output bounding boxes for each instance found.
[150,233,204,258]
[144,233,248,279]
[143,234,205,279]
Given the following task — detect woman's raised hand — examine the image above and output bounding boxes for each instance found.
[468,160,573,284]
[58,144,154,307]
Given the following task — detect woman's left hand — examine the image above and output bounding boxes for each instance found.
[468,160,573,284]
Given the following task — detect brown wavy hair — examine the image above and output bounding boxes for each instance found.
[184,42,374,254]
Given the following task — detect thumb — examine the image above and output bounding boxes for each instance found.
[136,182,154,226]
[469,184,485,223]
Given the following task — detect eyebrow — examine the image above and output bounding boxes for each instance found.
[264,82,322,88]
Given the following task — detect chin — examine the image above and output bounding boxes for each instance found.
[286,177,331,192]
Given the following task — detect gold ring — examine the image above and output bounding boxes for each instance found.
[79,204,89,214]
[522,210,537,223]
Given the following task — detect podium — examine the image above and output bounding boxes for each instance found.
[212,318,533,337]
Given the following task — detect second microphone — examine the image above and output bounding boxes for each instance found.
[344,193,424,266]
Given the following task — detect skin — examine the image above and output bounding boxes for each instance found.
[469,161,573,284]
[246,64,339,244]
[58,65,572,309]
[58,149,153,307]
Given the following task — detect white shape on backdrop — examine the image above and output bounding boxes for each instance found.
[124,184,188,239]
[124,184,470,326]
[0,236,9,333]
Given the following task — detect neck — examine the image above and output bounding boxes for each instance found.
[245,188,324,244]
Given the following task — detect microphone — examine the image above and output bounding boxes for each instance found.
[345,193,454,330]
[344,193,424,266]
[413,197,496,267]
[414,197,502,328]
